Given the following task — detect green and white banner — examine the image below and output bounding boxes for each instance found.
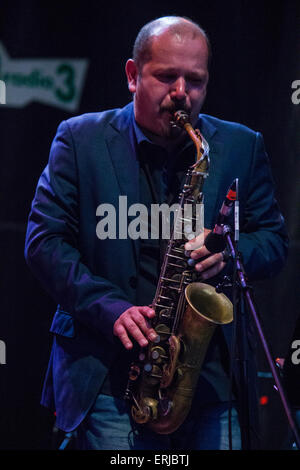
[0,42,89,111]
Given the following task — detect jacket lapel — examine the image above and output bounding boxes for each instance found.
[105,102,140,263]
[106,102,140,207]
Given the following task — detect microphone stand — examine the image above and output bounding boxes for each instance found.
[224,179,251,449]
[222,222,300,450]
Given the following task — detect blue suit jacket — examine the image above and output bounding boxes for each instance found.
[24,102,288,439]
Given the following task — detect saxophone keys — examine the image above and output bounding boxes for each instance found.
[128,364,141,381]
[144,363,153,372]
[139,352,146,361]
[131,397,158,423]
[144,364,162,377]
[144,365,163,387]
[187,258,197,267]
[152,334,161,344]
[150,345,168,362]
[155,323,171,336]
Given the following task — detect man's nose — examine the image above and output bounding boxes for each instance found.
[170,77,187,101]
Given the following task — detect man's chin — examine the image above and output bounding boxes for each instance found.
[158,118,184,140]
[169,124,184,139]
[160,112,185,136]
[140,120,183,145]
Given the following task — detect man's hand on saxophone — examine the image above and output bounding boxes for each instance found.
[185,228,226,280]
[114,228,226,351]
[113,306,159,350]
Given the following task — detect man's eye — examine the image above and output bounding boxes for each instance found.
[156,74,176,83]
[188,78,204,86]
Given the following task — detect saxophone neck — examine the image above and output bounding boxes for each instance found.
[172,110,210,174]
[184,124,209,195]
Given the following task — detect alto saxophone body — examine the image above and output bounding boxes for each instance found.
[125,111,233,434]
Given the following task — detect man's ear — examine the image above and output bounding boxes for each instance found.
[125,59,138,93]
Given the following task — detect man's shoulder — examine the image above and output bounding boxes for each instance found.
[200,113,258,139]
[60,103,133,136]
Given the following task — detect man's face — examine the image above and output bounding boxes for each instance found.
[126,30,209,139]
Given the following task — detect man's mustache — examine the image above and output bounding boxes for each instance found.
[160,102,191,116]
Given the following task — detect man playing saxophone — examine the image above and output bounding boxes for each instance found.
[24,16,288,450]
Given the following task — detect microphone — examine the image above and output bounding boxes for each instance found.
[204,179,237,253]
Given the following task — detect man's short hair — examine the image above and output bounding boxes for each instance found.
[132,16,211,71]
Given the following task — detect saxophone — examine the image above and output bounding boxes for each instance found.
[125,110,233,434]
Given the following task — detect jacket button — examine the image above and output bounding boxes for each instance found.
[129,276,137,289]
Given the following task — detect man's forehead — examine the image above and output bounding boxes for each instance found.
[146,27,208,61]
[151,27,207,48]
[146,32,209,68]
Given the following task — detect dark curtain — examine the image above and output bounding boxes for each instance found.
[0,0,299,450]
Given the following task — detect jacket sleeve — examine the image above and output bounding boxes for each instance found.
[234,131,289,280]
[24,120,132,342]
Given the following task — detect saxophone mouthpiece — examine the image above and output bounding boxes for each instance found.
[173,110,191,128]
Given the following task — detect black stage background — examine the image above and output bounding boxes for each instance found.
[0,0,299,450]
